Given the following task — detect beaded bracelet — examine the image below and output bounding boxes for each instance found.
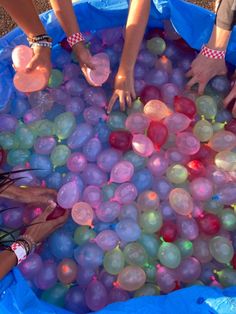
[27,34,52,43]
[200,44,226,60]
[67,32,85,48]
[30,41,53,49]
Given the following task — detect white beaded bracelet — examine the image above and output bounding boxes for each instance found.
[11,242,27,265]
[30,41,52,49]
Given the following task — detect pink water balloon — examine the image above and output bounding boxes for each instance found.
[72,202,94,227]
[132,134,154,157]
[86,53,110,86]
[176,132,200,155]
[189,177,213,201]
[125,113,150,134]
[12,45,33,71]
[110,160,134,183]
[164,112,191,134]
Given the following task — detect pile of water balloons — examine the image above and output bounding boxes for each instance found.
[1,24,236,313]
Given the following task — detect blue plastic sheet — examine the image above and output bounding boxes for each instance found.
[1,0,236,313]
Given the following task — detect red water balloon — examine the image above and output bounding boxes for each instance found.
[225,119,236,135]
[0,147,6,167]
[46,205,66,221]
[147,121,168,150]
[232,253,236,269]
[174,96,196,118]
[109,130,133,152]
[197,213,221,236]
[140,85,161,104]
[192,144,216,166]
[186,160,206,180]
[159,221,177,242]
[60,37,72,52]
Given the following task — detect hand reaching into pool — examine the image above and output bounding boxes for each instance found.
[186,0,234,94]
[72,42,96,84]
[224,78,236,117]
[0,185,57,206]
[49,0,95,85]
[0,201,68,280]
[25,45,51,84]
[108,70,136,113]
[108,0,150,113]
[186,53,227,95]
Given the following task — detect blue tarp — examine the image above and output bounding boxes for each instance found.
[0,0,236,313]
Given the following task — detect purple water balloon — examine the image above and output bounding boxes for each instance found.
[96,201,121,223]
[97,148,122,173]
[65,78,87,96]
[83,87,107,108]
[67,123,93,149]
[82,137,102,162]
[34,260,57,290]
[57,180,80,209]
[65,97,85,116]
[34,136,56,155]
[108,288,130,303]
[114,183,138,204]
[94,230,119,251]
[82,164,107,186]
[147,152,169,177]
[83,107,107,126]
[67,152,87,173]
[19,253,43,280]
[85,280,108,311]
[82,185,102,209]
[0,114,18,132]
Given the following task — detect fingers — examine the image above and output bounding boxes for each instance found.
[186,76,199,91]
[107,93,118,114]
[43,201,57,219]
[223,84,236,108]
[119,93,125,112]
[198,81,207,95]
[185,69,193,78]
[85,60,96,71]
[126,93,132,108]
[26,56,39,72]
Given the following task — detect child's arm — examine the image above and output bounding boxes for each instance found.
[0,0,51,77]
[50,0,94,71]
[108,0,151,113]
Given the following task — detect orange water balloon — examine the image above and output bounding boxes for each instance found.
[71,202,94,227]
[13,69,48,93]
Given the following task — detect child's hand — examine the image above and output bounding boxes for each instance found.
[23,201,68,244]
[5,185,57,206]
[26,46,51,85]
[73,42,96,85]
[224,78,236,117]
[107,70,136,113]
[186,54,227,95]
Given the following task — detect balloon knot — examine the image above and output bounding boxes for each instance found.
[113,281,120,288]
